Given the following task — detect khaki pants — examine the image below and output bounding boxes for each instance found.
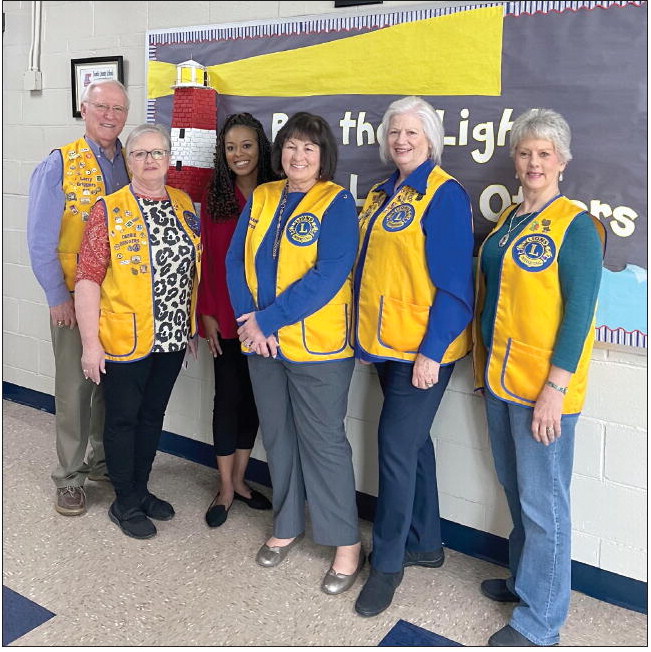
[50,322,105,487]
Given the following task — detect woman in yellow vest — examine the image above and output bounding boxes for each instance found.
[353,96,474,617]
[473,109,605,647]
[74,124,202,540]
[226,112,364,595]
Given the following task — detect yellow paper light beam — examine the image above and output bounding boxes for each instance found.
[148,5,503,99]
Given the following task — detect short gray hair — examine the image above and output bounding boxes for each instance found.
[378,96,444,165]
[509,108,572,164]
[125,123,172,155]
[80,79,130,111]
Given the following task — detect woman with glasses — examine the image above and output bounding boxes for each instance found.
[74,123,202,539]
[198,113,278,528]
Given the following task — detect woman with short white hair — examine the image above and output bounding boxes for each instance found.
[473,108,605,646]
[353,96,474,617]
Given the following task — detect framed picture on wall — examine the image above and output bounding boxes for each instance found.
[70,55,124,118]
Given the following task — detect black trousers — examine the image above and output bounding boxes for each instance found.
[102,350,185,509]
[212,337,259,456]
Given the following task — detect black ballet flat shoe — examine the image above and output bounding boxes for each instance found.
[205,494,231,527]
[234,488,272,510]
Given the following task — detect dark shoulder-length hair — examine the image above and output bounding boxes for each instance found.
[270,112,338,182]
[205,112,276,222]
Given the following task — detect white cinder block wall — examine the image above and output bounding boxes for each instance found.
[3,1,647,583]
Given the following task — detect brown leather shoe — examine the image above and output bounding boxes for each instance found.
[55,486,86,516]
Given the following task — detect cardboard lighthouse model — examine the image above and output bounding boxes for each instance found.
[167,59,217,210]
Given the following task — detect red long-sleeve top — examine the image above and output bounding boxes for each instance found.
[197,186,246,339]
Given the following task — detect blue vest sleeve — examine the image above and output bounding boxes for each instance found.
[420,180,475,362]
[255,191,359,337]
[552,213,604,372]
[225,197,257,320]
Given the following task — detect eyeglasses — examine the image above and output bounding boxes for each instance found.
[128,149,169,161]
[88,101,127,115]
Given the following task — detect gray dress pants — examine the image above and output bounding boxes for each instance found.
[50,322,106,487]
[248,355,359,546]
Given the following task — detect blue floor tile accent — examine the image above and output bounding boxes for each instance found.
[2,585,55,645]
[379,619,463,646]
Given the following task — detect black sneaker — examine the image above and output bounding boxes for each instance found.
[109,501,156,539]
[404,547,445,568]
[488,625,545,646]
[481,578,519,603]
[354,567,404,617]
[139,492,175,521]
[368,547,445,568]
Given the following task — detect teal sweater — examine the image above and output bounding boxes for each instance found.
[480,208,603,373]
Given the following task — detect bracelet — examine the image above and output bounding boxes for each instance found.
[545,380,568,395]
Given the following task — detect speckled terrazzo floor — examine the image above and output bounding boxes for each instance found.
[2,399,647,647]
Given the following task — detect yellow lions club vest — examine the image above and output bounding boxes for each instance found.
[356,166,471,364]
[244,180,353,363]
[99,185,202,362]
[58,138,113,291]
[473,196,605,414]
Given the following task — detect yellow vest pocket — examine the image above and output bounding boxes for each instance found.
[378,295,429,353]
[99,310,137,358]
[301,303,349,355]
[501,337,552,404]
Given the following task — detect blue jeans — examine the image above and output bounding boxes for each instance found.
[484,390,578,646]
[371,360,453,573]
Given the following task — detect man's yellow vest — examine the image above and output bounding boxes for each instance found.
[244,180,353,363]
[58,138,112,290]
[356,166,471,363]
[99,185,202,363]
[473,196,605,414]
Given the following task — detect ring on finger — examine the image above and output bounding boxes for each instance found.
[545,426,554,435]
[57,320,64,328]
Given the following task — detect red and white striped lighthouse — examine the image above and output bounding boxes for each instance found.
[167,60,217,205]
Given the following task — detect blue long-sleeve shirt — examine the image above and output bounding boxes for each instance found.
[226,187,359,346]
[480,208,603,372]
[27,136,129,307]
[354,160,475,364]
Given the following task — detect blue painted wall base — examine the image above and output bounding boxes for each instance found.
[4,381,646,614]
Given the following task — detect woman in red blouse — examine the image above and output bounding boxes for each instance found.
[199,113,278,527]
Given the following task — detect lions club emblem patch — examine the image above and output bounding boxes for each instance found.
[382,204,415,232]
[512,234,556,272]
[286,213,320,246]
